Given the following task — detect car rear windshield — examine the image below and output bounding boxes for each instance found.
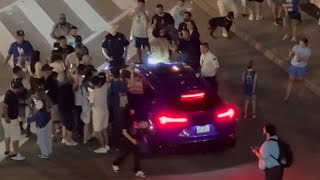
[151,65,195,78]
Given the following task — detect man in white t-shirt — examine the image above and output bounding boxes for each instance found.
[200,43,220,92]
[130,0,150,63]
[171,0,188,29]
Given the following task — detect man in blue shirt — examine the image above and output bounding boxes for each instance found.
[5,30,34,66]
[252,124,284,180]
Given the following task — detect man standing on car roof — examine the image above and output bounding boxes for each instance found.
[102,24,130,69]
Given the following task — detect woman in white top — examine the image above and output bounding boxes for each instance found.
[89,73,110,153]
[67,26,78,48]
[29,51,43,94]
[49,54,66,83]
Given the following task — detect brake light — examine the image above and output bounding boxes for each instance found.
[180,92,205,102]
[155,112,189,128]
[215,106,238,122]
[159,116,188,125]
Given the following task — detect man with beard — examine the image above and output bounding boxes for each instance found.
[50,14,73,42]
[178,11,197,32]
[174,29,201,70]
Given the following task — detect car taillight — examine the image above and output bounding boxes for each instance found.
[155,112,189,128]
[180,92,205,102]
[215,106,238,122]
[159,116,188,125]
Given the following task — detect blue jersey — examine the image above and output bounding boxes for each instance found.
[243,70,256,96]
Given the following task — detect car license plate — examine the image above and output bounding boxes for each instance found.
[196,125,210,134]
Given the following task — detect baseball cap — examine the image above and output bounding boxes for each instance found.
[16,30,25,36]
[41,64,54,71]
[11,78,24,89]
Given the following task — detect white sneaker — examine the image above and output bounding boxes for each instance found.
[61,138,66,144]
[256,15,263,21]
[11,153,26,161]
[94,147,108,154]
[112,165,120,173]
[249,14,254,21]
[38,154,49,159]
[282,34,290,40]
[222,32,228,38]
[136,171,147,178]
[290,37,297,42]
[105,145,110,152]
[66,140,78,146]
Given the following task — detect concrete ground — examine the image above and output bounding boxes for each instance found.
[0,1,320,180]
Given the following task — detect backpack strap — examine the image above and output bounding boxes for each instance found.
[268,138,281,165]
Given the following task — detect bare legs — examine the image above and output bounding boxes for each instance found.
[244,98,256,119]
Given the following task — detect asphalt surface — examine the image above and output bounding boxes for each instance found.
[0,1,320,180]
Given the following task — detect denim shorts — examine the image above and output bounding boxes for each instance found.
[288,65,307,78]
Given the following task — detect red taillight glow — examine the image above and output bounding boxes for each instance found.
[159,116,188,125]
[217,109,235,119]
[180,92,205,102]
[215,106,238,122]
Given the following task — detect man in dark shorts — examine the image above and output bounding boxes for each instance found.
[57,76,77,146]
[129,0,150,63]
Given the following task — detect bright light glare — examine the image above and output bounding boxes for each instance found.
[148,57,163,64]
[180,92,205,101]
[159,116,188,125]
[172,65,179,71]
[181,92,205,98]
[217,108,235,118]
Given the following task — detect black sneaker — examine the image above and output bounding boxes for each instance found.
[4,151,10,156]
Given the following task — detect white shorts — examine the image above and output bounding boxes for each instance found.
[81,110,92,124]
[92,111,109,132]
[2,119,22,141]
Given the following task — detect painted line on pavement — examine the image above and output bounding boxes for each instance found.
[82,3,134,45]
[0,137,29,162]
[112,0,136,10]
[15,0,55,46]
[0,20,14,67]
[64,0,108,31]
[0,1,17,14]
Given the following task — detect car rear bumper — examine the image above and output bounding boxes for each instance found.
[147,130,236,147]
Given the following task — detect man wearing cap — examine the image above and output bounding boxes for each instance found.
[1,79,26,160]
[50,14,73,41]
[102,24,129,69]
[41,64,60,139]
[4,30,34,66]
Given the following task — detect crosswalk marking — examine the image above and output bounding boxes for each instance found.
[112,0,136,10]
[0,21,14,67]
[0,136,29,162]
[64,0,108,31]
[15,0,55,46]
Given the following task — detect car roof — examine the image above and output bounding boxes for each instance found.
[135,63,208,96]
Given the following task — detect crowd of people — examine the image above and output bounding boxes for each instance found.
[0,0,312,179]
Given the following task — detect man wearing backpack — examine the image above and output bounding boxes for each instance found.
[251,124,285,180]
